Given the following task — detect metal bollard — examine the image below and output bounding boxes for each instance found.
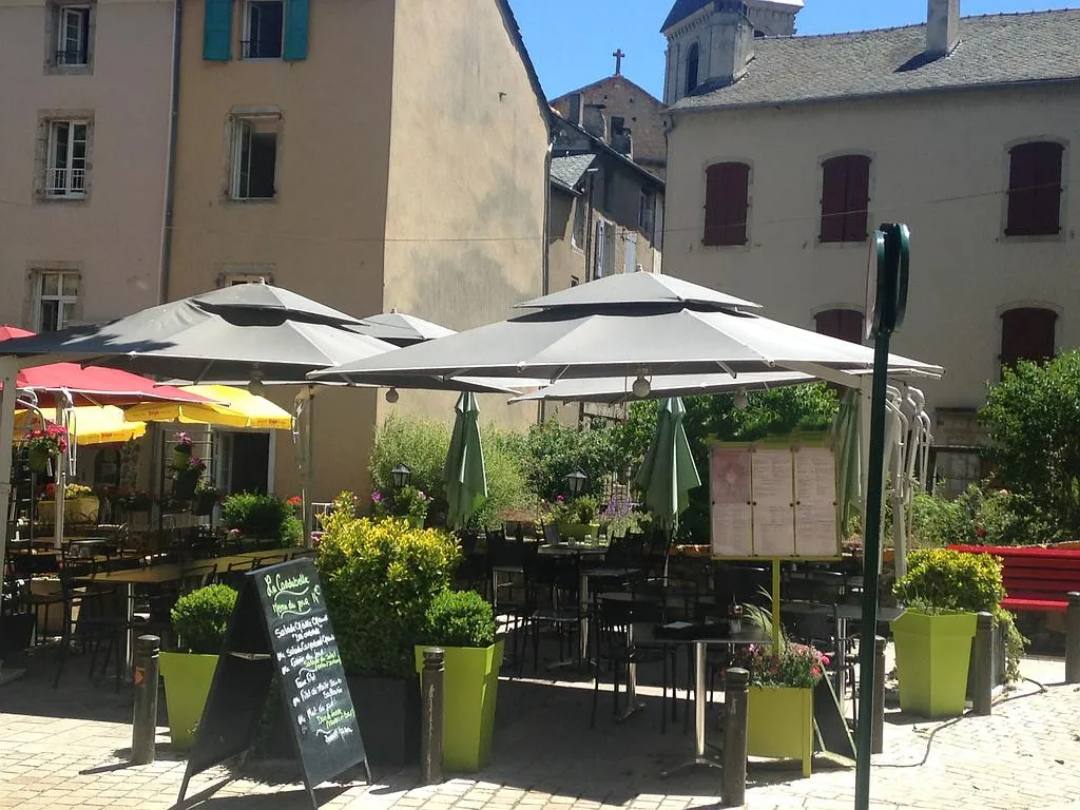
[131,635,160,765]
[421,648,445,785]
[1066,593,1080,685]
[972,612,994,716]
[871,636,886,754]
[721,667,749,809]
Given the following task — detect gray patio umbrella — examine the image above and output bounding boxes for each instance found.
[510,371,814,404]
[353,309,457,346]
[444,392,488,530]
[308,271,943,387]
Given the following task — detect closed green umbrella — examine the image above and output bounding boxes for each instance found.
[444,392,487,530]
[832,388,863,532]
[635,397,701,531]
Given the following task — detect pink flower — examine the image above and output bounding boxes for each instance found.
[371,491,383,503]
[812,666,821,677]
[820,655,830,667]
[556,495,565,503]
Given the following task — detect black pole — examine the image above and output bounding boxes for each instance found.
[131,634,160,765]
[721,667,749,808]
[854,332,891,809]
[421,648,445,785]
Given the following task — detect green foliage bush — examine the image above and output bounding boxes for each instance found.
[522,417,630,501]
[980,350,1080,540]
[908,486,1061,549]
[222,493,301,547]
[369,415,533,530]
[420,590,496,649]
[316,495,461,678]
[171,584,237,654]
[895,548,1025,681]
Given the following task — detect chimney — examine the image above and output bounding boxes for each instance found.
[581,103,607,141]
[708,1,756,88]
[926,0,960,58]
[564,92,583,126]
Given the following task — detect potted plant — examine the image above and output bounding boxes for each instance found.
[24,424,67,475]
[159,584,237,750]
[63,483,99,524]
[171,431,193,470]
[548,495,600,542]
[192,479,221,517]
[316,493,460,766]
[171,455,206,501]
[221,492,303,548]
[734,615,827,778]
[373,486,430,528]
[414,590,502,772]
[892,548,1007,718]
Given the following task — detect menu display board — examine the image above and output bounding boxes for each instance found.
[177,559,368,810]
[710,439,841,558]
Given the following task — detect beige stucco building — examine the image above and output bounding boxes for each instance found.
[661,1,1080,485]
[0,0,174,330]
[168,0,549,499]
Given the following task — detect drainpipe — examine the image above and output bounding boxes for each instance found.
[159,0,183,305]
[542,138,553,296]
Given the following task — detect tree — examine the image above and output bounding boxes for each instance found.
[980,350,1080,539]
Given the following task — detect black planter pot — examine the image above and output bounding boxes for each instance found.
[346,674,420,767]
[0,613,35,657]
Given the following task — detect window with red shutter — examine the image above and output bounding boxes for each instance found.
[820,154,871,243]
[703,162,750,247]
[1000,307,1057,373]
[1006,141,1064,236]
[814,308,865,344]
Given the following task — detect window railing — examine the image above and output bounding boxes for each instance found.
[56,48,88,65]
[241,39,282,59]
[45,167,87,197]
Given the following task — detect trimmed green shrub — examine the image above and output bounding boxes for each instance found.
[171,584,237,654]
[316,494,461,678]
[222,493,301,547]
[421,590,496,649]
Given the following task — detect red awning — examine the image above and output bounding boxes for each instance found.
[0,326,210,408]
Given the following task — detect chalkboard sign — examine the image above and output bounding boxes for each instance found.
[177,559,369,810]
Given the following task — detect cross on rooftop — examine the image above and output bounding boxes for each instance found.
[613,48,625,75]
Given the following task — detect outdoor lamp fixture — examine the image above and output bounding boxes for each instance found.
[631,367,651,398]
[391,463,412,489]
[385,387,400,404]
[565,469,588,497]
[248,370,267,397]
[734,388,749,410]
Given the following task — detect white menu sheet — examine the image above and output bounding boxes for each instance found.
[751,449,795,556]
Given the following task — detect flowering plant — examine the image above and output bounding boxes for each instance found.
[25,424,68,456]
[734,641,829,689]
[64,483,94,499]
[173,431,192,448]
[372,486,430,522]
[599,494,650,538]
[544,494,598,525]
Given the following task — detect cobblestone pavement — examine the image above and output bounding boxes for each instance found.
[0,650,1077,810]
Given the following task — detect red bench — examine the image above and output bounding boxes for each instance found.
[948,545,1080,613]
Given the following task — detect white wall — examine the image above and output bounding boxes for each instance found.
[664,84,1080,421]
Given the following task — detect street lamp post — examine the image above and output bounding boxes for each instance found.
[391,464,412,489]
[564,469,587,497]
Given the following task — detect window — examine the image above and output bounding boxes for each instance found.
[572,198,586,250]
[231,117,277,200]
[1000,307,1056,371]
[34,271,80,332]
[1006,141,1065,236]
[685,44,700,96]
[57,6,90,65]
[814,308,864,344]
[820,154,871,243]
[639,191,656,241]
[218,267,274,286]
[243,0,283,59]
[44,120,89,198]
[703,162,750,247]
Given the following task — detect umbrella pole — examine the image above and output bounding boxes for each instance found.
[771,558,781,649]
[0,359,19,624]
[302,386,315,548]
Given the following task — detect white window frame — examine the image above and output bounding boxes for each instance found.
[57,5,90,65]
[34,270,80,332]
[623,232,637,274]
[230,116,278,200]
[45,119,89,198]
[242,0,284,60]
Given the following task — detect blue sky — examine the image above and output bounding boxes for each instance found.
[513,1,1078,99]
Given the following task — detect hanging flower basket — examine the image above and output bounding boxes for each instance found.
[27,447,51,475]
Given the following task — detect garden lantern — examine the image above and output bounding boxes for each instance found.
[391,463,412,489]
[564,469,587,497]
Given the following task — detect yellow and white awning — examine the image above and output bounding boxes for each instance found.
[16,406,146,446]
[123,384,292,430]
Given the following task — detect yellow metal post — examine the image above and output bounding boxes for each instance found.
[772,558,781,648]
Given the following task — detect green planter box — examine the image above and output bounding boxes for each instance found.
[747,685,813,777]
[160,652,219,750]
[556,522,600,543]
[414,639,504,772]
[893,610,977,719]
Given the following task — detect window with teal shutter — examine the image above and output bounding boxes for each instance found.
[282,0,308,60]
[203,0,234,61]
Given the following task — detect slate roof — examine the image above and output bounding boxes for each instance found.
[669,9,1080,113]
[661,0,804,33]
[549,153,597,193]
